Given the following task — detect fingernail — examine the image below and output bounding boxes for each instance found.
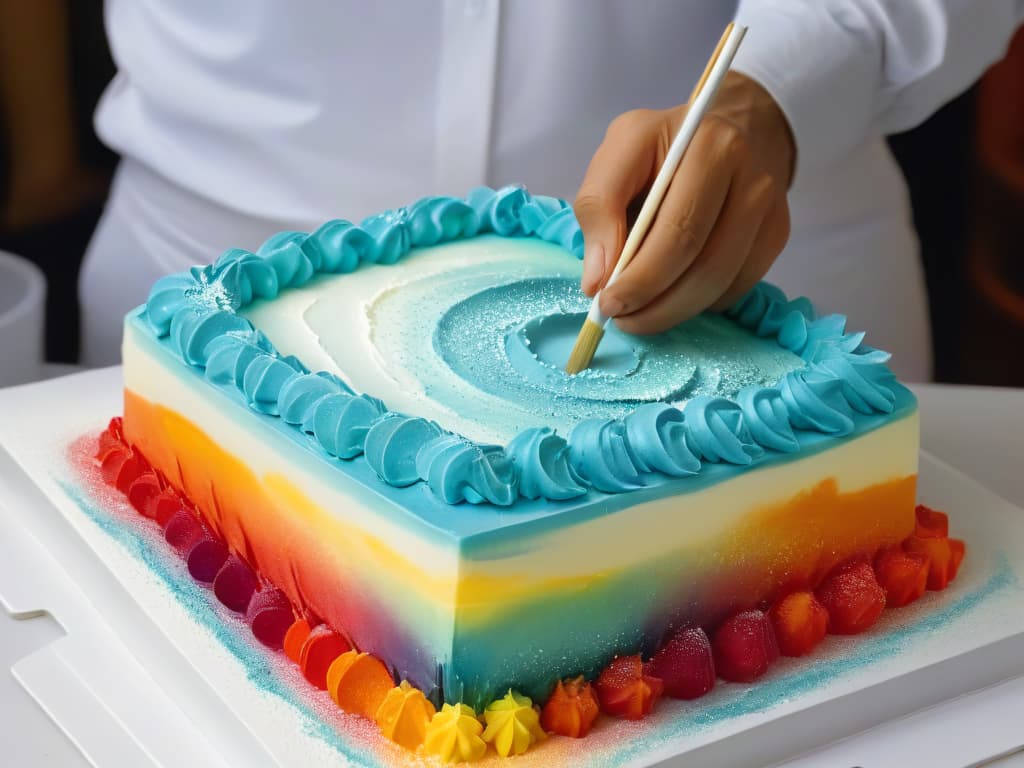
[601,294,624,317]
[581,244,603,293]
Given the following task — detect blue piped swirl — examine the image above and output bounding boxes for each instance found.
[146,273,200,336]
[518,195,584,256]
[683,396,764,465]
[301,220,373,275]
[466,186,529,237]
[506,428,587,500]
[364,415,444,487]
[173,309,252,367]
[204,331,275,388]
[405,197,479,246]
[568,419,643,493]
[622,403,700,477]
[309,393,387,459]
[260,231,317,288]
[736,386,799,453]
[819,355,898,414]
[279,373,345,427]
[415,435,518,506]
[140,187,910,506]
[241,356,300,416]
[779,369,855,436]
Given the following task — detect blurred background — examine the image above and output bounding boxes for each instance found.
[1,4,1022,384]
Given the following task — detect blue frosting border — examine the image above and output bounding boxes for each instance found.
[140,185,913,507]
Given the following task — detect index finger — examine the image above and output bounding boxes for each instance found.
[574,110,666,294]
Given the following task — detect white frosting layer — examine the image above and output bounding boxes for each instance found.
[242,237,578,443]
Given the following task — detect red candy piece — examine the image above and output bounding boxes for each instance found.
[712,609,779,682]
[164,509,206,557]
[300,626,352,690]
[816,558,886,634]
[904,535,965,591]
[874,546,929,607]
[106,416,124,440]
[113,452,148,495]
[768,591,829,657]
[644,627,715,699]
[96,417,125,460]
[914,504,949,539]
[187,538,230,584]
[151,489,186,528]
[99,445,129,486]
[284,618,313,663]
[213,556,259,612]
[246,586,291,622]
[127,472,161,517]
[594,654,664,720]
[96,429,123,462]
[541,676,600,737]
[246,588,295,650]
[95,442,120,465]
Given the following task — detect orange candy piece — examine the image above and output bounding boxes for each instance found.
[874,545,929,607]
[540,676,600,738]
[299,625,351,689]
[594,655,663,720]
[768,591,829,657]
[326,651,395,719]
[283,618,312,664]
[375,681,437,750]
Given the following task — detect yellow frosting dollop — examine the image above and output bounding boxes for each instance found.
[423,703,487,763]
[374,680,436,751]
[481,690,546,757]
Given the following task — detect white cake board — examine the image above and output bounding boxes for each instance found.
[1,368,1023,768]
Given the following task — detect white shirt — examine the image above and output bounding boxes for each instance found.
[92,0,1024,379]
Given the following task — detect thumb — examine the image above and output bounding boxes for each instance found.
[574,109,664,296]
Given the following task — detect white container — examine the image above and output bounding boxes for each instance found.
[0,250,46,388]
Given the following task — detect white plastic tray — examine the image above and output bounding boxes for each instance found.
[1,368,1023,768]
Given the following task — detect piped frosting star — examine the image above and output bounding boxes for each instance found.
[423,703,487,763]
[481,690,545,757]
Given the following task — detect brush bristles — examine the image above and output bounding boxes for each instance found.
[565,319,606,375]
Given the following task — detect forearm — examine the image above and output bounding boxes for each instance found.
[732,0,1024,183]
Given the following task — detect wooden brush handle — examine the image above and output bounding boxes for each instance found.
[690,22,734,105]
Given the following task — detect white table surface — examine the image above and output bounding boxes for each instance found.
[1,380,1022,767]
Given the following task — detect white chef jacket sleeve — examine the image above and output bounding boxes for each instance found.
[730,0,1024,183]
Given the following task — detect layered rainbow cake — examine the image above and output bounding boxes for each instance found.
[121,186,920,713]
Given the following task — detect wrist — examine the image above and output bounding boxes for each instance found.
[714,71,796,188]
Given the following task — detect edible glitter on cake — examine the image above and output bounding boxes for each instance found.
[57,434,1018,767]
[367,260,804,441]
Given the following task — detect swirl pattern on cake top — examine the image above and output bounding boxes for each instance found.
[142,186,902,505]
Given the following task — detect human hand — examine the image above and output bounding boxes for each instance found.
[575,71,795,334]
